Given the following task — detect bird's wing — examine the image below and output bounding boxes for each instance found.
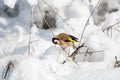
[68,35,78,42]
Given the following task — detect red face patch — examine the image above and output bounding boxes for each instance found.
[53,42,58,44]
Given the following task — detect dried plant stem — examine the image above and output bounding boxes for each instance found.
[79,50,104,54]
[67,0,101,61]
[78,0,102,46]
[41,0,75,31]
[114,56,120,67]
[103,21,120,37]
[103,21,120,31]
[114,28,120,33]
[37,3,55,37]
[68,43,85,60]
[2,61,14,79]
[28,6,34,56]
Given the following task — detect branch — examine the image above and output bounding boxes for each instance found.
[114,56,120,68]
[37,3,55,37]
[103,21,120,31]
[41,0,75,31]
[79,50,104,54]
[68,43,85,59]
[67,0,102,61]
[28,6,34,56]
[102,21,120,38]
[2,61,14,79]
[78,0,101,46]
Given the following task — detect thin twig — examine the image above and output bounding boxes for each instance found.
[113,28,120,33]
[41,0,75,31]
[114,56,120,68]
[78,0,101,46]
[103,21,120,31]
[2,61,14,79]
[83,50,103,62]
[79,50,104,54]
[68,43,85,59]
[83,48,89,61]
[28,6,34,56]
[68,0,101,61]
[37,3,55,37]
[103,21,120,37]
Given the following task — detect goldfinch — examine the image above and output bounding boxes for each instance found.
[52,33,78,48]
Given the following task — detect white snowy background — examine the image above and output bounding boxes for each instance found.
[0,0,120,80]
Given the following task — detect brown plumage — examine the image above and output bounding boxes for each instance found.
[52,33,78,47]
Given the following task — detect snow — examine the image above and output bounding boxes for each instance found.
[27,0,38,6]
[4,0,17,8]
[64,68,120,80]
[9,56,56,80]
[0,0,120,80]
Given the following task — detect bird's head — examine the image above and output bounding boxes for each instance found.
[52,38,60,45]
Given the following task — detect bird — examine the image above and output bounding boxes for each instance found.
[52,33,78,48]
